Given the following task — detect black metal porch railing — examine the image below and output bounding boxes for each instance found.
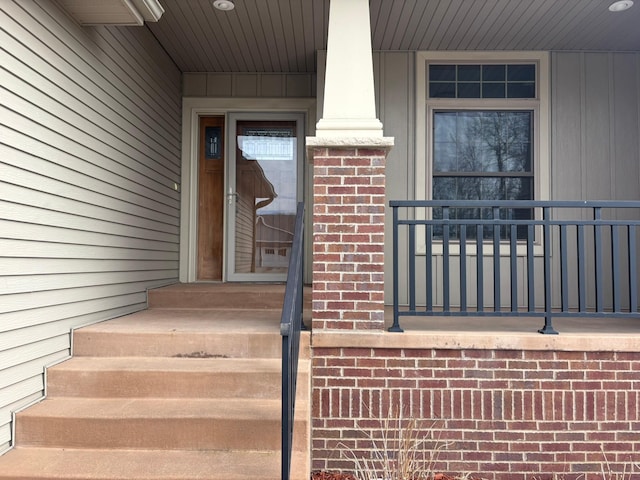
[390,200,640,334]
[280,202,305,480]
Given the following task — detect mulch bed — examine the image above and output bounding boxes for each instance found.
[310,473,463,480]
[310,472,357,480]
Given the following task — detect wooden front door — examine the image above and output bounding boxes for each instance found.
[197,116,225,280]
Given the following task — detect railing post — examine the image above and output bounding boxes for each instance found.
[389,203,403,332]
[538,206,558,334]
[629,227,638,312]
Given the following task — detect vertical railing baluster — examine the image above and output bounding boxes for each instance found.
[493,207,501,312]
[560,225,569,312]
[594,207,604,313]
[510,224,518,312]
[460,225,467,312]
[577,224,586,312]
[426,223,433,312]
[408,224,416,312]
[612,224,620,313]
[539,206,558,334]
[477,224,484,312]
[443,207,450,313]
[527,224,535,312]
[629,226,638,312]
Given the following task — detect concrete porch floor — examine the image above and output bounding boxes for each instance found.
[151,283,639,335]
[387,307,640,335]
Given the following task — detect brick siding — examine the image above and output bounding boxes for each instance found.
[312,346,640,480]
[311,146,387,331]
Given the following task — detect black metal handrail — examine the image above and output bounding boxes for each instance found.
[390,200,640,334]
[280,202,305,480]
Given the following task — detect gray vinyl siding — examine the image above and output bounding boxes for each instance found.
[375,52,415,305]
[0,0,181,452]
[552,52,640,202]
[550,51,640,310]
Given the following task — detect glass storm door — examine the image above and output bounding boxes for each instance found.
[226,113,304,281]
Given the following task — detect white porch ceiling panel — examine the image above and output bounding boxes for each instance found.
[146,0,640,73]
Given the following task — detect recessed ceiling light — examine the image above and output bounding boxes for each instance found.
[213,0,235,11]
[609,0,633,12]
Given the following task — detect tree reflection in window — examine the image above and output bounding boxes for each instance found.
[432,110,534,240]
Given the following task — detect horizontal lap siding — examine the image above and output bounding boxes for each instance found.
[0,0,181,451]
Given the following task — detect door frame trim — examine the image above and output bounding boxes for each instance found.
[180,97,316,283]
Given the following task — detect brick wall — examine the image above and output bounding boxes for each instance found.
[311,346,640,480]
[311,146,388,331]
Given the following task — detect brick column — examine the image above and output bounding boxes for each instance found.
[308,138,394,331]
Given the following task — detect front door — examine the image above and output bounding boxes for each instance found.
[226,113,304,281]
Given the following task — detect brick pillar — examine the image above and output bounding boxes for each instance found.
[308,139,393,331]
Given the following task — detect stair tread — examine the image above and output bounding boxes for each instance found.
[0,447,288,480]
[19,397,309,419]
[70,314,307,358]
[51,356,290,372]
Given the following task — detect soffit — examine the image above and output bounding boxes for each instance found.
[145,0,640,73]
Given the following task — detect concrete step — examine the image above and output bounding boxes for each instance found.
[72,309,284,358]
[0,447,308,480]
[47,356,309,399]
[0,283,312,479]
[16,397,309,451]
[148,283,288,310]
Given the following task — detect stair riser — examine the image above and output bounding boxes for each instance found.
[147,285,312,311]
[16,417,309,451]
[46,370,310,399]
[148,291,285,310]
[0,447,308,480]
[72,332,282,358]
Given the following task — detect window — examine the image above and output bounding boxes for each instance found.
[432,110,533,202]
[429,64,536,99]
[432,110,534,240]
[416,52,550,246]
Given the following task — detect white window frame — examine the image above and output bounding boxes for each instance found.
[415,51,550,256]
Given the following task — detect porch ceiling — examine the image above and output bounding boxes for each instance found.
[147,0,640,74]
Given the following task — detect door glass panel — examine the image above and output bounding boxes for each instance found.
[233,120,297,276]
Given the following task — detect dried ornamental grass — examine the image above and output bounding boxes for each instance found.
[340,407,450,480]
